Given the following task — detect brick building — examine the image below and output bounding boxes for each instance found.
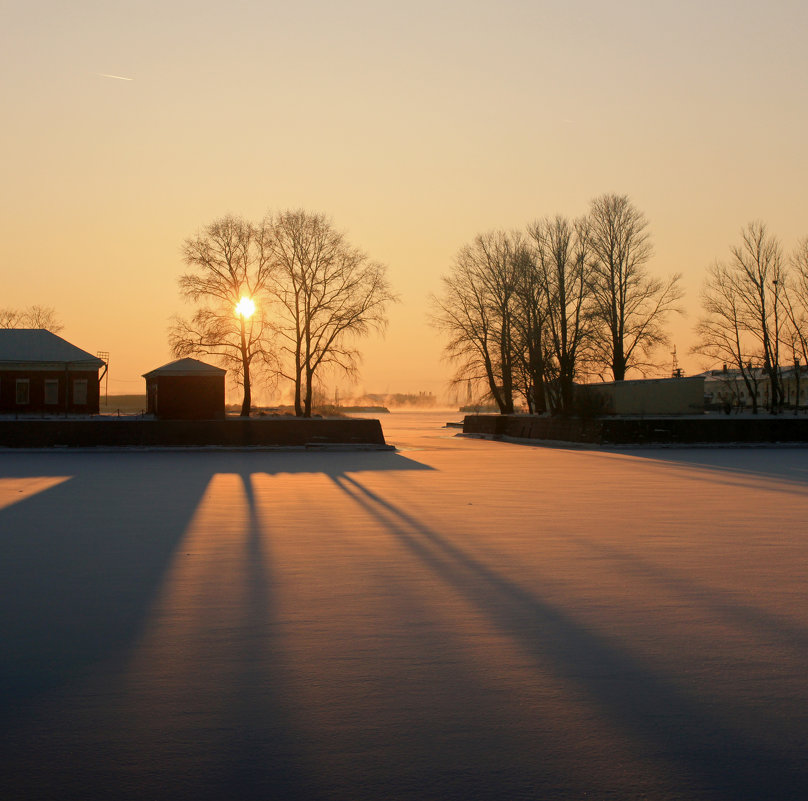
[0,329,106,414]
[143,358,226,420]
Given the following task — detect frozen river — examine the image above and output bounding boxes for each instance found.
[2,411,808,800]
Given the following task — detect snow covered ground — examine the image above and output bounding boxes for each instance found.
[1,411,807,800]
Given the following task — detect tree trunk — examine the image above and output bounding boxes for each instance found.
[611,351,627,381]
[294,366,303,416]
[560,373,575,416]
[796,369,801,415]
[530,356,546,413]
[527,312,547,414]
[303,369,313,417]
[239,319,251,417]
[498,314,515,414]
[746,378,759,415]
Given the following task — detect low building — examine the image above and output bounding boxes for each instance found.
[702,365,808,411]
[0,329,106,414]
[578,376,705,415]
[143,358,226,420]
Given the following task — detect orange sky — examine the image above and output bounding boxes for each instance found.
[3,1,807,402]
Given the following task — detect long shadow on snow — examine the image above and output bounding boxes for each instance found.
[332,473,808,801]
[600,446,808,492]
[498,437,808,492]
[5,466,330,801]
[0,450,431,721]
[144,470,328,801]
[565,531,808,656]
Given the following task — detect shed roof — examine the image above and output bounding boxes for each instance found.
[0,329,105,368]
[143,357,227,378]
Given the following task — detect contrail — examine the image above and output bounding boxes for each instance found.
[97,73,134,81]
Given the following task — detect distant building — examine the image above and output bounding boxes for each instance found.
[0,329,106,414]
[701,365,808,410]
[143,358,226,420]
[577,375,705,415]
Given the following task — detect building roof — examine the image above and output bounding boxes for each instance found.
[582,375,704,388]
[699,366,806,382]
[143,357,227,378]
[0,329,105,368]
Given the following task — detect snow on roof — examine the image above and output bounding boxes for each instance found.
[582,375,704,388]
[142,357,227,378]
[0,329,105,367]
[700,366,805,381]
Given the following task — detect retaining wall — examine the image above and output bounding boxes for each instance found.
[0,418,386,448]
[463,414,808,444]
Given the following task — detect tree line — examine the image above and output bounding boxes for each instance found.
[431,193,683,415]
[694,221,808,414]
[434,195,808,415]
[0,306,63,333]
[7,201,805,418]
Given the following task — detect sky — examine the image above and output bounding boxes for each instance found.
[2,0,807,402]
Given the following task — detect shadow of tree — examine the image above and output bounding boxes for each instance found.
[599,446,808,491]
[331,473,808,800]
[0,451,431,715]
[565,531,808,654]
[1,451,432,800]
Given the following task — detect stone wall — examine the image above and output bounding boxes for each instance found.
[0,418,387,448]
[464,414,808,444]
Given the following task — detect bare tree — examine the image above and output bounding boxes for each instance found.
[511,241,548,414]
[781,238,808,408]
[431,231,524,414]
[694,261,764,413]
[265,210,396,417]
[528,215,594,414]
[693,222,785,413]
[170,215,275,416]
[730,222,784,410]
[0,305,63,333]
[782,237,808,366]
[588,194,682,380]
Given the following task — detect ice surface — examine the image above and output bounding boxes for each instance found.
[1,412,807,800]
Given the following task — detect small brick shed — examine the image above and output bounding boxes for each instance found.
[143,358,226,420]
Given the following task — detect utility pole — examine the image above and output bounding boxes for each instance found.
[671,345,683,378]
[97,351,110,405]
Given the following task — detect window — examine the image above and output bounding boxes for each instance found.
[16,379,30,404]
[73,379,88,405]
[44,379,59,405]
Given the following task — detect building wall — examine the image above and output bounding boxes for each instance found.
[705,369,808,409]
[463,413,808,443]
[146,375,225,420]
[0,417,387,447]
[782,371,808,407]
[0,369,100,414]
[580,377,705,415]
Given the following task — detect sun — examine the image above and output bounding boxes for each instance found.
[235,297,256,318]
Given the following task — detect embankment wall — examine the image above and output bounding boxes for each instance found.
[0,418,386,448]
[463,415,808,444]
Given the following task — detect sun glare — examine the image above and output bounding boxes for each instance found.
[235,297,256,318]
